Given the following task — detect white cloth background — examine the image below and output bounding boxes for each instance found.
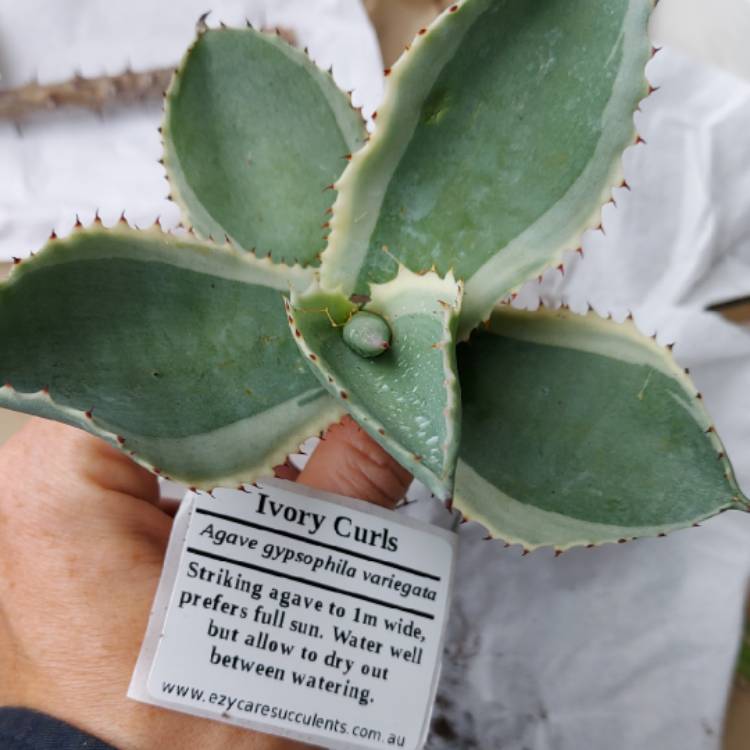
[1,3,750,749]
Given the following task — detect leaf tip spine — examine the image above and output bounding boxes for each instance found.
[196,11,210,35]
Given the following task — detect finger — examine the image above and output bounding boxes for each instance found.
[157,497,182,517]
[80,433,161,505]
[297,416,412,509]
[0,419,170,583]
[273,458,301,482]
[0,418,160,509]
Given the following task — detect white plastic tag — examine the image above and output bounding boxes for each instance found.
[129,479,456,750]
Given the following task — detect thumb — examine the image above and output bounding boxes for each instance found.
[297,416,412,509]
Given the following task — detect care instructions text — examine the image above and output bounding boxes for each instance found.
[129,479,456,750]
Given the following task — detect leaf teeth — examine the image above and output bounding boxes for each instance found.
[196,11,210,36]
[1,362,336,492]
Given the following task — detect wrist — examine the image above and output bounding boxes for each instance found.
[5,683,305,750]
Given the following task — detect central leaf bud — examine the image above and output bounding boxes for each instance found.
[342,311,392,359]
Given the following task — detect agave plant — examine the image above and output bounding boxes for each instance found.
[1,0,746,552]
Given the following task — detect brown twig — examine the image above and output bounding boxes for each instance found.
[0,68,174,120]
[0,26,297,121]
[709,297,750,325]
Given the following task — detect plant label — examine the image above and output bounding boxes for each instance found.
[129,478,457,750]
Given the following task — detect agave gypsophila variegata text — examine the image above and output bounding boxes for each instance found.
[1,0,747,552]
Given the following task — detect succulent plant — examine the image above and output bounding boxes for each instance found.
[1,0,747,553]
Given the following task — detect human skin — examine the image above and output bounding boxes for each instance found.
[0,416,411,750]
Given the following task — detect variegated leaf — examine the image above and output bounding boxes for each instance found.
[0,225,343,487]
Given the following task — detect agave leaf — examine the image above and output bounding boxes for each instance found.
[163,25,367,265]
[455,306,747,550]
[0,225,344,486]
[321,0,654,336]
[288,267,463,499]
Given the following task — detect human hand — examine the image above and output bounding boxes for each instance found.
[0,416,411,750]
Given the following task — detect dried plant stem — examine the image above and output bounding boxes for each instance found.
[709,297,750,325]
[0,68,174,120]
[0,27,296,121]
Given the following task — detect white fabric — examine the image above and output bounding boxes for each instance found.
[652,0,750,84]
[528,48,750,316]
[2,4,750,750]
